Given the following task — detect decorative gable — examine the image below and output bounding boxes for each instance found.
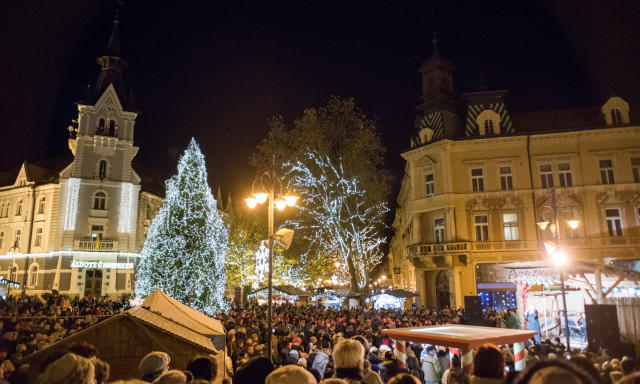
[601,96,630,125]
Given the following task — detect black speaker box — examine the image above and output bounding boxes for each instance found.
[464,296,483,321]
[585,304,620,352]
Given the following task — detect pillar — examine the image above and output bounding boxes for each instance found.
[394,340,406,369]
[514,342,525,371]
[461,348,474,374]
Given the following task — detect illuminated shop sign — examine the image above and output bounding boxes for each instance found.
[71,260,134,269]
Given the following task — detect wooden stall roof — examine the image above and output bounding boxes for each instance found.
[143,289,224,336]
[383,325,537,351]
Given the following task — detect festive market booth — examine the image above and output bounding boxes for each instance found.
[312,288,360,308]
[20,290,228,383]
[383,325,536,373]
[0,275,20,298]
[366,289,418,309]
[247,285,310,305]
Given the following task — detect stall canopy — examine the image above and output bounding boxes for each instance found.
[247,285,310,302]
[495,260,640,303]
[143,289,224,336]
[366,289,418,308]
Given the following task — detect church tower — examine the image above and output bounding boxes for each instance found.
[413,23,462,146]
[58,11,141,269]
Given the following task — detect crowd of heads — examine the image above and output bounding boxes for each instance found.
[0,295,638,384]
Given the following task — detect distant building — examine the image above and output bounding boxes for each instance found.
[389,42,640,309]
[0,16,225,299]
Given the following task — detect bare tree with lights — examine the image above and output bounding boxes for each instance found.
[136,138,228,312]
[251,97,389,290]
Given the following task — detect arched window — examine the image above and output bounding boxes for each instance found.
[4,202,10,218]
[98,118,105,134]
[93,191,107,210]
[15,199,23,216]
[484,120,495,135]
[109,120,116,136]
[38,196,46,214]
[611,108,622,125]
[29,263,39,286]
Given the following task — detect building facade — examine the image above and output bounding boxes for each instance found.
[0,18,167,298]
[389,46,640,309]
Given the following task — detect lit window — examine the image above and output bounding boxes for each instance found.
[503,213,519,241]
[611,108,622,125]
[558,163,573,187]
[29,264,39,286]
[540,164,553,188]
[93,191,106,210]
[484,120,494,135]
[500,166,513,191]
[599,159,615,184]
[605,208,622,237]
[471,168,484,192]
[632,158,640,183]
[38,196,46,214]
[34,228,43,247]
[425,173,435,197]
[16,199,23,216]
[434,218,445,243]
[91,225,104,241]
[475,215,489,241]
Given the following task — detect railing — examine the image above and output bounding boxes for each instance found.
[407,240,532,257]
[74,238,118,252]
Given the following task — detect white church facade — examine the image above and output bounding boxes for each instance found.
[0,17,165,299]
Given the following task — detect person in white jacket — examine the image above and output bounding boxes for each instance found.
[421,346,442,384]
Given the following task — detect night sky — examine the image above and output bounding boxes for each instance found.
[2,1,640,203]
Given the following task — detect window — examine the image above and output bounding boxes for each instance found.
[99,160,107,179]
[98,118,105,134]
[606,209,622,237]
[500,166,513,191]
[434,218,445,243]
[0,231,3,249]
[425,173,435,197]
[611,108,622,125]
[29,264,39,286]
[540,164,553,188]
[2,202,9,218]
[503,213,519,241]
[93,191,106,210]
[558,163,573,187]
[38,196,46,214]
[471,168,484,192]
[9,265,17,281]
[484,120,495,135]
[34,228,43,247]
[91,225,104,241]
[599,159,615,184]
[15,199,23,216]
[14,230,21,248]
[632,158,640,183]
[475,215,489,241]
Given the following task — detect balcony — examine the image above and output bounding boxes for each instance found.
[407,240,533,257]
[74,238,118,252]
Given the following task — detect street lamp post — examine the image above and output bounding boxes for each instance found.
[537,188,578,351]
[245,158,297,362]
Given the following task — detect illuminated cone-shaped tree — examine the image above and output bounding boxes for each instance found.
[136,138,228,313]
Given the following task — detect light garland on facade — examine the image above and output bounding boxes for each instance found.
[0,251,142,260]
[64,178,81,230]
[118,182,134,233]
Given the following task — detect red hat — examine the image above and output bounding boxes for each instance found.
[292,337,302,344]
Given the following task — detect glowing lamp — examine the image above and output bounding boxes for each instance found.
[284,193,299,206]
[537,220,550,231]
[552,251,567,266]
[382,275,386,281]
[335,261,341,268]
[543,241,557,256]
[245,197,258,209]
[254,192,268,204]
[274,197,287,211]
[567,219,580,229]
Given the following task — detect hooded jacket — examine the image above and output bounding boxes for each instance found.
[311,350,330,379]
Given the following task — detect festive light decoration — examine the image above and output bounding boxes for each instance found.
[129,295,144,307]
[255,241,268,282]
[118,182,134,233]
[136,139,228,313]
[64,178,81,230]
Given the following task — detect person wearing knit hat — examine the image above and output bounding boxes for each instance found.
[40,353,95,384]
[151,370,188,384]
[233,356,275,384]
[139,351,171,382]
[265,365,316,384]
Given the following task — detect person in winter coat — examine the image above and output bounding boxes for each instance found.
[469,344,504,384]
[333,339,365,384]
[367,347,383,373]
[441,355,469,384]
[421,346,442,384]
[406,349,423,383]
[351,335,383,384]
[311,346,331,379]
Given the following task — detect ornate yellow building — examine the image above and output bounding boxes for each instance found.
[389,47,640,309]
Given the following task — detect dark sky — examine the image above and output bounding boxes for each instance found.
[2,1,640,201]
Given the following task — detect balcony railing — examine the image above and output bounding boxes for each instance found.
[74,238,118,252]
[407,240,533,257]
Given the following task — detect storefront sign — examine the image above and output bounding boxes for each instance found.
[71,260,134,270]
[496,267,557,283]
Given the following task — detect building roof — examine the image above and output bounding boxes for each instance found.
[367,289,418,299]
[142,289,225,336]
[511,106,605,132]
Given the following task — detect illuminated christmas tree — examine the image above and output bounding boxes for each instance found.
[136,138,228,312]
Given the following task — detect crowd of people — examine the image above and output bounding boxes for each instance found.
[0,294,638,384]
